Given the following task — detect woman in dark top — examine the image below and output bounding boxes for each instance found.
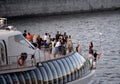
[89,41,93,55]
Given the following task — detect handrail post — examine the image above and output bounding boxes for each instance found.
[17,56,18,68]
[9,56,11,69]
[39,49,41,62]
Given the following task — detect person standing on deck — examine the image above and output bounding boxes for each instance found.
[55,38,61,57]
[26,32,33,43]
[32,34,38,47]
[89,41,94,55]
[51,38,56,57]
[76,44,81,54]
[44,33,48,41]
[63,32,68,43]
[55,31,60,41]
[66,35,73,53]
[23,30,27,38]
[37,35,43,49]
[88,41,94,69]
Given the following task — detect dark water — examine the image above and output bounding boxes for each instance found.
[8,10,120,83]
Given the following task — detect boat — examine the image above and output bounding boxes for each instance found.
[0,18,95,84]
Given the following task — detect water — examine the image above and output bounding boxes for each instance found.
[8,10,120,83]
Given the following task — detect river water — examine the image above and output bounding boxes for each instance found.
[8,10,120,84]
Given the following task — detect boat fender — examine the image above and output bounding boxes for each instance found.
[18,57,24,66]
[18,53,27,66]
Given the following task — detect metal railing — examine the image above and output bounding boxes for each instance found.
[0,45,93,72]
[39,46,74,62]
[0,54,36,71]
[0,47,74,71]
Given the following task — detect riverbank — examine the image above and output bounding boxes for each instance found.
[0,0,120,17]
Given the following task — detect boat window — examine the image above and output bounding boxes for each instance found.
[10,73,19,83]
[14,34,35,49]
[65,57,74,73]
[29,71,34,79]
[0,75,6,84]
[56,60,66,76]
[3,75,11,84]
[0,43,5,65]
[39,67,48,82]
[74,54,83,66]
[28,70,37,84]
[75,54,82,63]
[42,63,53,81]
[75,52,86,63]
[34,68,43,81]
[68,56,80,78]
[68,56,77,69]
[7,74,13,84]
[52,61,62,77]
[61,59,71,75]
[65,57,76,80]
[16,73,25,84]
[47,62,58,78]
[72,55,81,69]
[29,70,36,79]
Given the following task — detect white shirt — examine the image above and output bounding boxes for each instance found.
[44,35,48,41]
[55,41,61,47]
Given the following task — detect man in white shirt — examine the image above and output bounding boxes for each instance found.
[55,38,61,56]
[44,33,48,41]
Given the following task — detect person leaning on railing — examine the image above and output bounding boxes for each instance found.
[76,44,81,54]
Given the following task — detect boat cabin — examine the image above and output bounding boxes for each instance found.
[0,18,40,73]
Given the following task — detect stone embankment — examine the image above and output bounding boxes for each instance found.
[0,0,120,17]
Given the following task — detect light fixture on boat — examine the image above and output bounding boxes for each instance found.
[0,18,7,28]
[0,18,5,28]
[8,25,13,29]
[0,18,16,31]
[0,19,4,25]
[6,25,17,31]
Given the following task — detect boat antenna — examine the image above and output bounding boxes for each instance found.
[99,32,103,55]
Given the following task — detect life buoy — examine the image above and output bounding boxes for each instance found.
[18,57,24,66]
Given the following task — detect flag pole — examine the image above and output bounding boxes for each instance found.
[98,32,103,58]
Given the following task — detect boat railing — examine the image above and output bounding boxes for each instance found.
[39,46,75,62]
[0,45,94,73]
[0,54,36,72]
[39,46,94,70]
[0,47,74,72]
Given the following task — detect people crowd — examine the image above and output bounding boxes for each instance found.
[23,30,101,58]
[23,30,102,69]
[23,30,73,57]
